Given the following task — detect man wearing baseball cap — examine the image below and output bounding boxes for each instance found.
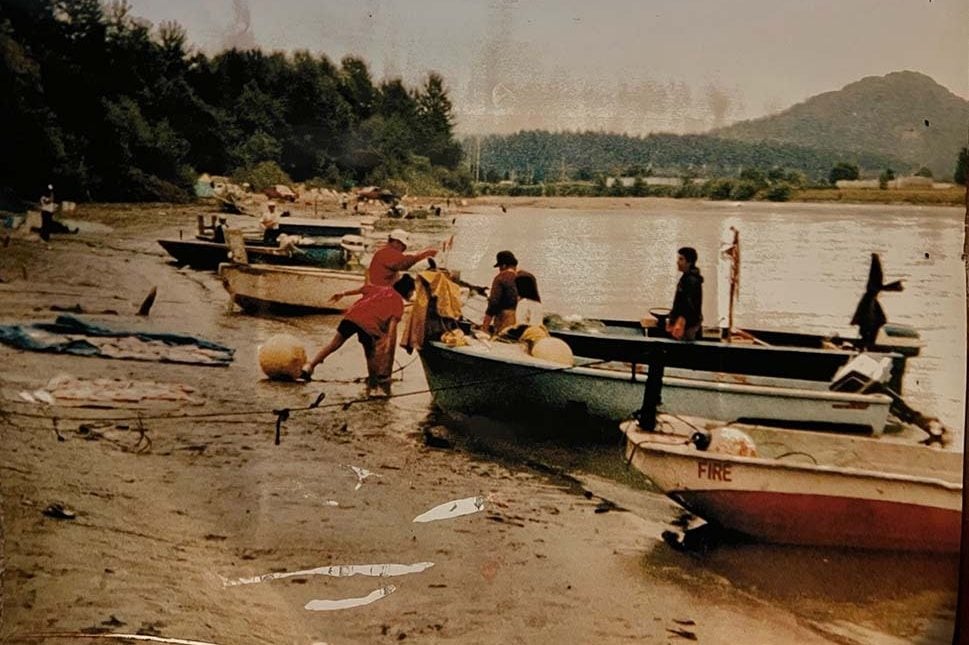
[481,250,519,333]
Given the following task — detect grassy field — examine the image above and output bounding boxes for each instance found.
[795,186,966,206]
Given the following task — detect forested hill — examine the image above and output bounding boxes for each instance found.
[0,1,468,203]
[712,71,969,178]
[469,130,899,184]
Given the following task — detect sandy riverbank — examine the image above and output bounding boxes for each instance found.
[0,203,957,644]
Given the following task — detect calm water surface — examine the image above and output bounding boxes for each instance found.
[445,200,967,432]
[393,200,964,643]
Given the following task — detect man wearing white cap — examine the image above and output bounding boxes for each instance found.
[260,200,280,243]
[330,229,437,395]
[365,228,438,287]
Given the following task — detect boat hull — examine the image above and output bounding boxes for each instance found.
[672,488,960,552]
[418,342,891,430]
[218,263,364,313]
[622,421,963,552]
[159,239,346,271]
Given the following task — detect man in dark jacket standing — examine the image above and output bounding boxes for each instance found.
[667,247,704,341]
[481,250,520,334]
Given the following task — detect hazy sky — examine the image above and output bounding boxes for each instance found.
[127,0,969,135]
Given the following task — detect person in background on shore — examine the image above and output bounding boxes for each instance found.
[39,184,55,241]
[481,250,519,334]
[260,200,280,244]
[667,246,704,341]
[302,275,416,396]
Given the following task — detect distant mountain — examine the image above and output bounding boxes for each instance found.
[712,71,969,179]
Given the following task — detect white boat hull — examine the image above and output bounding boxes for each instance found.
[622,419,963,552]
[218,262,364,313]
[418,341,892,431]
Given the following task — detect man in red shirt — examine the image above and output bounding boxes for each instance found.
[362,229,438,389]
[366,229,438,286]
[302,275,416,395]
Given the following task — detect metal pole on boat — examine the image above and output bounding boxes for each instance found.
[637,346,665,432]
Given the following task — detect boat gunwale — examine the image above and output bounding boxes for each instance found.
[551,326,905,361]
[217,261,366,279]
[622,424,964,493]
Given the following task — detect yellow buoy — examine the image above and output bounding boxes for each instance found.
[530,337,573,366]
[710,426,758,457]
[257,334,308,381]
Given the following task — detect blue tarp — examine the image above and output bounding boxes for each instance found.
[0,315,235,366]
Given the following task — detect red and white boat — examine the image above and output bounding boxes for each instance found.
[621,417,963,553]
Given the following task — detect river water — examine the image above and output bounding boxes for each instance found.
[444,199,967,432]
[422,199,964,643]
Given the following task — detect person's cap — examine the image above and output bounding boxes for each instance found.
[267,200,276,207]
[494,250,518,267]
[388,228,410,247]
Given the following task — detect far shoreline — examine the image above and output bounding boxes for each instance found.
[465,191,966,211]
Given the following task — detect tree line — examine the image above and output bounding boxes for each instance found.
[0,0,470,205]
[465,130,908,185]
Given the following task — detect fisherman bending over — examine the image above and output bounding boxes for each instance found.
[302,275,416,397]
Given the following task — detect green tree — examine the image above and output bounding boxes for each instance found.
[0,2,468,201]
[828,162,859,184]
[765,183,792,202]
[416,73,461,168]
[739,167,767,190]
[236,131,282,166]
[630,176,648,197]
[706,178,735,200]
[338,56,376,122]
[730,180,759,200]
[955,147,969,185]
[232,160,291,191]
[878,168,895,189]
[915,166,933,178]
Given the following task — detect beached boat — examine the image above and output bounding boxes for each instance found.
[621,417,963,552]
[196,212,367,238]
[547,252,922,394]
[218,262,364,313]
[158,237,348,271]
[547,318,916,394]
[272,216,367,238]
[417,339,893,431]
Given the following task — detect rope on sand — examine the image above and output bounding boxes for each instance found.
[3,357,613,444]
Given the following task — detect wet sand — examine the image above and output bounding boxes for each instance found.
[0,202,957,644]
